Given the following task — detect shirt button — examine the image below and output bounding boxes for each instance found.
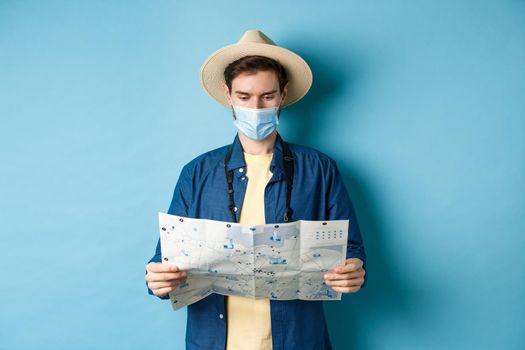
[239,168,244,173]
[241,177,246,181]
[219,314,224,319]
[234,207,238,212]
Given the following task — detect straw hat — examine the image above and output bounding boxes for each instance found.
[200,29,313,108]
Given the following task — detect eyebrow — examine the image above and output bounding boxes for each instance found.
[234,90,278,96]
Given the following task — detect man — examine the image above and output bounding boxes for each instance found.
[145,29,367,350]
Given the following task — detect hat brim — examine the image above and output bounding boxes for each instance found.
[200,43,313,108]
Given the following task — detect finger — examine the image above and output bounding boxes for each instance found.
[146,262,180,273]
[145,271,187,282]
[149,280,181,290]
[330,286,361,293]
[326,278,363,288]
[332,260,363,274]
[153,286,176,297]
[331,265,353,274]
[324,272,364,282]
[324,269,365,281]
[146,263,180,273]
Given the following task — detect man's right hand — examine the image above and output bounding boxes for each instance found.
[145,262,188,297]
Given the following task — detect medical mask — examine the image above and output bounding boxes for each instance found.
[231,104,281,140]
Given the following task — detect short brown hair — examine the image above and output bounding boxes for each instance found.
[224,55,288,93]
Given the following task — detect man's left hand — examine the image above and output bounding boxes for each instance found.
[324,258,366,293]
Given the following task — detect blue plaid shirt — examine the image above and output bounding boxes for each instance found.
[147,132,367,350]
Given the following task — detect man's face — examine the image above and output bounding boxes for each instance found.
[224,70,288,109]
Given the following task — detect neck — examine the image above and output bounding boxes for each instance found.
[238,130,277,155]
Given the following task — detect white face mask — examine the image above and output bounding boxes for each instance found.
[230,99,283,141]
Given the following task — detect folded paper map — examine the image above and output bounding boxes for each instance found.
[158,212,349,310]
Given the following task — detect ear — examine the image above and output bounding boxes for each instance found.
[223,83,232,105]
[280,82,289,106]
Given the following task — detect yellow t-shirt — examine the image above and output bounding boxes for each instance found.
[226,152,274,350]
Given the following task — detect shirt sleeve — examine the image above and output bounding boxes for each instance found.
[325,159,368,288]
[146,164,193,299]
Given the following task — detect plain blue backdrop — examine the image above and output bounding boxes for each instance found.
[1,1,524,349]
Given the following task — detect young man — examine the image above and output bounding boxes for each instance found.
[145,30,367,350]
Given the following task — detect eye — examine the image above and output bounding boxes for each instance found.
[239,96,249,101]
[264,95,275,101]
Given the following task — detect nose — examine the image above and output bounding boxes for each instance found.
[255,100,265,109]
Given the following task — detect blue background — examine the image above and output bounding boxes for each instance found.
[1,1,524,349]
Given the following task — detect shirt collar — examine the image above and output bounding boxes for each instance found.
[225,132,285,179]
